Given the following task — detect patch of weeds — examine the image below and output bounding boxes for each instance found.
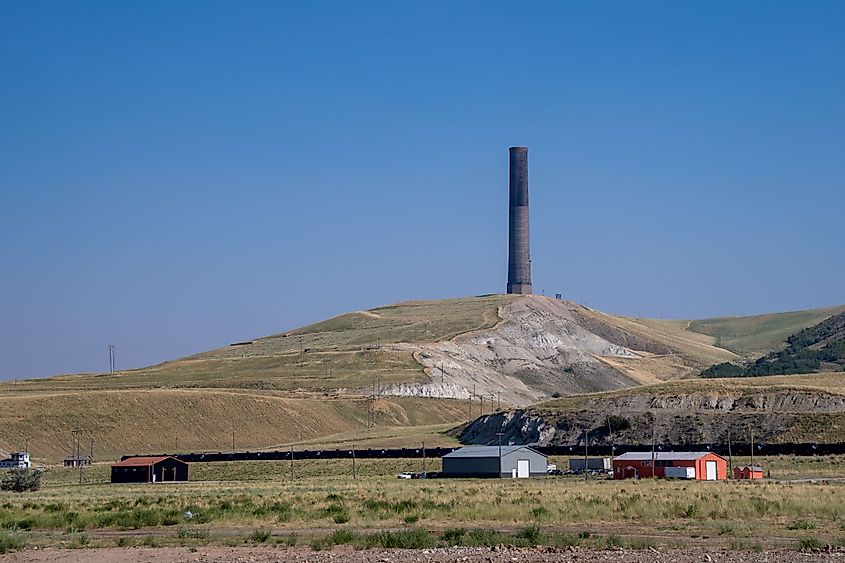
[797,537,823,550]
[68,533,90,549]
[142,535,160,548]
[328,529,356,545]
[683,503,700,518]
[441,528,466,545]
[603,534,623,549]
[531,506,550,519]
[627,537,656,550]
[551,533,580,548]
[279,533,297,547]
[577,531,591,539]
[0,531,27,554]
[363,529,436,549]
[514,525,541,546]
[333,512,350,524]
[115,536,131,547]
[404,514,419,524]
[249,529,271,544]
[788,520,816,530]
[718,523,734,536]
[310,537,331,551]
[177,527,211,540]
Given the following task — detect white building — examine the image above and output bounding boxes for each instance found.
[0,452,31,469]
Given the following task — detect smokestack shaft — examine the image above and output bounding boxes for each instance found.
[507,147,532,294]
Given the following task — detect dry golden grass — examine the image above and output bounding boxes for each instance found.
[7,456,845,552]
[0,391,470,462]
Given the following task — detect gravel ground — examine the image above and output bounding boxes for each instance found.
[4,546,845,563]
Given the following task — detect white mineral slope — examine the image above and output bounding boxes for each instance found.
[382,295,664,406]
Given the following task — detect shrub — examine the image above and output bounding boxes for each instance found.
[441,528,466,545]
[0,469,42,493]
[628,537,656,550]
[718,523,734,536]
[333,512,350,524]
[788,519,816,530]
[363,529,435,549]
[404,514,419,524]
[328,529,356,545]
[514,525,541,545]
[798,536,823,550]
[142,535,160,547]
[604,534,623,548]
[249,529,271,543]
[0,531,27,554]
[280,533,297,547]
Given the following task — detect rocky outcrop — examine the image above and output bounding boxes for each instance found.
[382,296,676,406]
[458,390,845,446]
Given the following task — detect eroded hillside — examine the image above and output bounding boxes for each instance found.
[459,373,845,446]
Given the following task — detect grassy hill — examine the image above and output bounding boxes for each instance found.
[702,311,845,378]
[3,294,843,462]
[0,389,470,461]
[686,305,845,358]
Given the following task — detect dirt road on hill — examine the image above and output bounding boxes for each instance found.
[5,546,843,562]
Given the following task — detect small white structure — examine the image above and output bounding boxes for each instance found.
[0,452,31,469]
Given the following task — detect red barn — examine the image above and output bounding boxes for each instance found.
[612,452,727,480]
[733,465,764,480]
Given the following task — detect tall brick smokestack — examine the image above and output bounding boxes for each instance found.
[507,146,532,295]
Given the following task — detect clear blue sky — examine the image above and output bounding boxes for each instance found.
[2,1,844,379]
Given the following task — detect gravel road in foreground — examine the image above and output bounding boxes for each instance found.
[4,546,845,562]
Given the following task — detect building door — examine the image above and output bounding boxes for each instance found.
[705,460,717,481]
[517,459,530,478]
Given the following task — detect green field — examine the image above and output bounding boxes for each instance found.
[687,305,845,358]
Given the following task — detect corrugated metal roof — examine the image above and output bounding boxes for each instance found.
[111,456,176,467]
[443,446,543,458]
[612,452,720,461]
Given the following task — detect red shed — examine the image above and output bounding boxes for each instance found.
[733,465,764,480]
[612,452,727,480]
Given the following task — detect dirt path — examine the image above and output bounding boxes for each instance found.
[4,545,842,562]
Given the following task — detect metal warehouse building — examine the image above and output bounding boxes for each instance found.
[111,456,189,483]
[612,451,727,480]
[442,446,547,478]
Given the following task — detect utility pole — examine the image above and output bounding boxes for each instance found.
[289,445,294,480]
[480,394,484,415]
[750,428,755,473]
[496,432,504,479]
[352,445,356,480]
[497,391,501,410]
[472,384,476,416]
[606,415,615,459]
[651,423,656,480]
[490,392,494,412]
[421,441,426,476]
[176,436,179,453]
[727,427,733,479]
[584,428,589,481]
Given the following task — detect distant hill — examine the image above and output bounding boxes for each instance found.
[683,305,845,358]
[701,311,845,378]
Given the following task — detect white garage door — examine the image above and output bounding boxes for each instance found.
[517,459,530,478]
[705,460,717,481]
